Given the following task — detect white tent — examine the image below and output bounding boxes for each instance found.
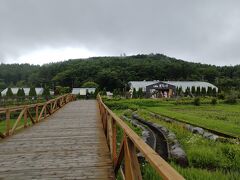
[71,88,96,95]
[1,87,44,96]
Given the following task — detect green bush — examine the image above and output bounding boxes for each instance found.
[211,98,217,105]
[29,86,37,97]
[225,93,238,104]
[42,87,50,99]
[217,92,225,100]
[6,88,13,97]
[193,97,201,106]
[100,88,107,96]
[81,81,98,88]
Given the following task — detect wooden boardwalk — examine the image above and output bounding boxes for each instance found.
[0,100,114,179]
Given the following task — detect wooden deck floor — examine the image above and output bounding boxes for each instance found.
[0,100,114,179]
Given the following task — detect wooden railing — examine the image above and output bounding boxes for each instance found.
[0,94,75,138]
[97,95,184,180]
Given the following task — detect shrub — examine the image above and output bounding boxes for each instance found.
[191,86,196,95]
[225,93,238,104]
[207,87,213,96]
[211,98,217,105]
[177,86,183,96]
[6,88,13,97]
[193,97,201,106]
[196,86,201,96]
[201,87,206,97]
[217,92,225,100]
[42,87,50,99]
[132,88,138,98]
[100,88,107,96]
[17,88,25,97]
[212,88,217,97]
[138,88,144,98]
[185,87,191,97]
[29,87,37,97]
[81,81,98,88]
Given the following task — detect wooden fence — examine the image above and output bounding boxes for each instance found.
[0,94,75,138]
[97,95,184,180]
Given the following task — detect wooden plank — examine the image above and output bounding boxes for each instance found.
[0,100,114,179]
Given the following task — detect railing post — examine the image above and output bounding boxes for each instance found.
[5,109,10,136]
[24,107,28,128]
[108,116,112,152]
[44,104,47,118]
[35,105,39,122]
[112,119,117,163]
[127,138,142,180]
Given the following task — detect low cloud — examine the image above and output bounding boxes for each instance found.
[0,0,240,65]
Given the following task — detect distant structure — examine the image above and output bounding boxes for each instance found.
[71,88,96,95]
[1,88,44,96]
[128,81,218,98]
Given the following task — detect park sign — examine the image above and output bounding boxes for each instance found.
[146,81,176,98]
[148,82,175,90]
[152,83,169,89]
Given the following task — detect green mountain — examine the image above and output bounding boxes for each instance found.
[0,54,239,91]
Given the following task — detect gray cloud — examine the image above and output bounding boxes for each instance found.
[0,0,240,65]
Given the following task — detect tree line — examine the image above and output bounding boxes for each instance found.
[0,54,239,92]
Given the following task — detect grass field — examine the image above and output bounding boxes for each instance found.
[104,97,240,180]
[147,104,240,137]
[104,98,240,137]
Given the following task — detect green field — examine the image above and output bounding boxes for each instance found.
[104,97,240,180]
[147,104,240,137]
[104,98,240,137]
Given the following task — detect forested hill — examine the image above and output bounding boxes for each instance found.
[0,54,239,91]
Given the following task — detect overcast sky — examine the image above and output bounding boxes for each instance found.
[0,0,240,66]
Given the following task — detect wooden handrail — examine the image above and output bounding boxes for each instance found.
[97,95,184,180]
[0,94,76,138]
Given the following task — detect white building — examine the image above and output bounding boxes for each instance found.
[128,81,218,93]
[1,87,44,96]
[71,88,96,95]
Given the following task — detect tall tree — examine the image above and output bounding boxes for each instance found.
[132,88,138,98]
[138,88,144,98]
[201,87,207,96]
[196,86,201,96]
[177,86,183,96]
[212,88,217,97]
[207,86,213,96]
[29,87,37,97]
[191,86,196,95]
[185,87,191,96]
[17,88,23,97]
[42,87,50,98]
[6,88,13,97]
